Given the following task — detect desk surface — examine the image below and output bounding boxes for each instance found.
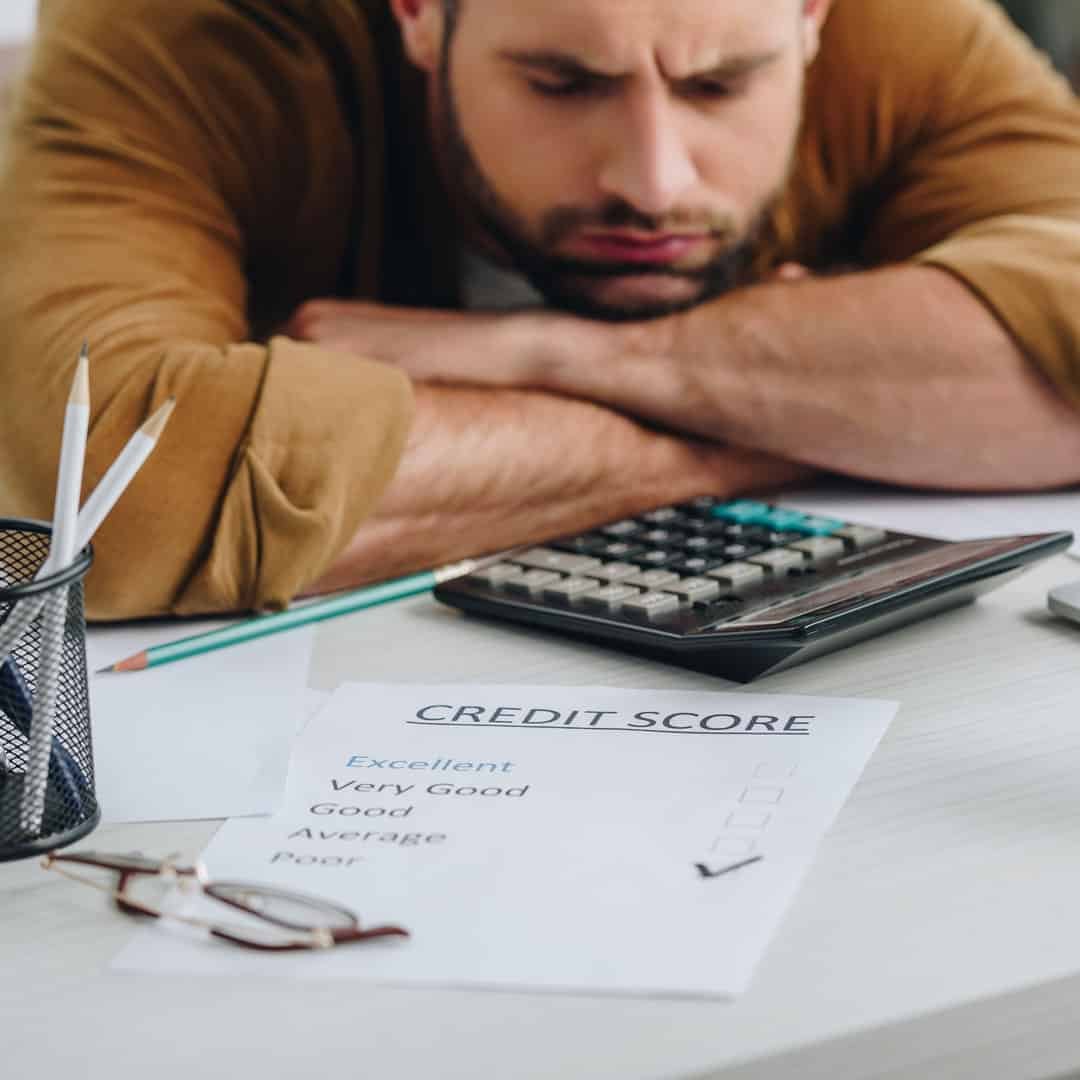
[4,553,1080,1080]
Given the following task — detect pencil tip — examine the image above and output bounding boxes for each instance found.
[79,341,90,362]
[141,398,176,440]
[94,665,113,675]
[108,651,149,673]
[71,349,91,406]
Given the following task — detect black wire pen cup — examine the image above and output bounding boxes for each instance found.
[0,518,98,861]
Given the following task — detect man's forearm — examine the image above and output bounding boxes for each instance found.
[531,266,1080,491]
[308,385,811,595]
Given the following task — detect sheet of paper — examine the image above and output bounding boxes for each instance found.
[780,482,1080,556]
[86,621,313,823]
[113,682,897,998]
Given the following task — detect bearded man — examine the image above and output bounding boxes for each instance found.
[1,0,1078,618]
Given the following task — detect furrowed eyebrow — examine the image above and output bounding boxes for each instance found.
[498,50,615,80]
[689,51,782,82]
[498,48,782,84]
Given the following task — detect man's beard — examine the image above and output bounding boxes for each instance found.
[437,48,775,321]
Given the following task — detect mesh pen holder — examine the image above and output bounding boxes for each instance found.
[0,518,98,861]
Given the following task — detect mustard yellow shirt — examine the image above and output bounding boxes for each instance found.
[0,0,1077,619]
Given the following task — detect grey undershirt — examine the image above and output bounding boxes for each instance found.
[461,249,544,312]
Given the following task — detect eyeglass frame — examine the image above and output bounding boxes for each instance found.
[41,849,410,952]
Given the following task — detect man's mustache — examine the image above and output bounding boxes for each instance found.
[540,200,739,248]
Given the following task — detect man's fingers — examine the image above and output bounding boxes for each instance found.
[697,444,817,494]
[771,262,811,283]
[284,298,354,340]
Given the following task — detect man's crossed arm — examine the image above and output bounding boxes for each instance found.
[290,264,1080,496]
[305,383,810,595]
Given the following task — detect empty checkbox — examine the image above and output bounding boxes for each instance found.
[726,810,771,829]
[710,836,757,856]
[740,785,784,805]
[754,762,797,780]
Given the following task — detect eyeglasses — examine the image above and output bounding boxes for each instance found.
[42,850,410,952]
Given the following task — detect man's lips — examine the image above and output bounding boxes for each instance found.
[568,231,712,266]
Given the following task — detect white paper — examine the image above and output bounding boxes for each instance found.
[86,621,313,823]
[781,483,1080,556]
[113,682,897,998]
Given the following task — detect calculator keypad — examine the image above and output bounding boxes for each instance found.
[468,500,891,623]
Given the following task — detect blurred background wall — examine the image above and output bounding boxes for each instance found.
[0,2,34,44]
[1000,0,1080,84]
[0,1,1077,83]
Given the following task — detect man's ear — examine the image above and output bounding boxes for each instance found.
[389,0,446,73]
[800,0,835,64]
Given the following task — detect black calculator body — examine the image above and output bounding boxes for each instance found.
[434,498,1072,681]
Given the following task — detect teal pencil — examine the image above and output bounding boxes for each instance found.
[99,559,486,673]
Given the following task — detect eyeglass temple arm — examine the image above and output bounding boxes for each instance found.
[210,923,410,952]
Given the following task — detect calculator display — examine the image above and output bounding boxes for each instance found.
[724,536,1045,629]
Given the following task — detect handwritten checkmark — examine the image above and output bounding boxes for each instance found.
[695,855,764,879]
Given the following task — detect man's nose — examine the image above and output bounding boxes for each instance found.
[597,90,699,218]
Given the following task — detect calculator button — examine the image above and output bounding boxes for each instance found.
[666,513,702,531]
[469,563,526,588]
[505,569,564,595]
[582,584,643,611]
[622,592,682,619]
[663,577,722,604]
[544,577,601,603]
[721,543,765,561]
[630,550,681,569]
[763,531,805,547]
[668,556,724,577]
[683,536,714,552]
[640,529,687,547]
[549,534,609,555]
[640,508,681,525]
[625,569,681,590]
[717,524,768,544]
[796,516,846,536]
[747,549,805,576]
[835,525,888,550]
[601,520,644,538]
[598,541,647,561]
[789,537,846,565]
[512,548,602,573]
[585,561,641,583]
[706,562,766,591]
[759,508,810,532]
[708,500,774,525]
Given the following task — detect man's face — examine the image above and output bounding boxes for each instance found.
[411,0,824,320]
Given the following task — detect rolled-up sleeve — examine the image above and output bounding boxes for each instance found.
[0,0,412,619]
[917,214,1080,407]
[815,0,1080,404]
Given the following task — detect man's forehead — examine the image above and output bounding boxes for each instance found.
[463,0,800,69]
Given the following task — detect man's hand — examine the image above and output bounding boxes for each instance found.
[286,298,574,388]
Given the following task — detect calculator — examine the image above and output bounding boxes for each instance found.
[434,498,1073,681]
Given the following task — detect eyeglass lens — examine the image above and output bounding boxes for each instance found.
[206,881,360,931]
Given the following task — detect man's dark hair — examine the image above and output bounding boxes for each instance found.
[441,0,460,69]
[443,0,460,35]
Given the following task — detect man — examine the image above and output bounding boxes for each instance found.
[0,0,1078,619]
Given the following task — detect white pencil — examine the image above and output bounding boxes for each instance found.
[51,343,91,568]
[74,397,175,544]
[21,347,92,832]
[0,397,177,665]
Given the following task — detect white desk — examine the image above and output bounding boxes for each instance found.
[4,554,1080,1080]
